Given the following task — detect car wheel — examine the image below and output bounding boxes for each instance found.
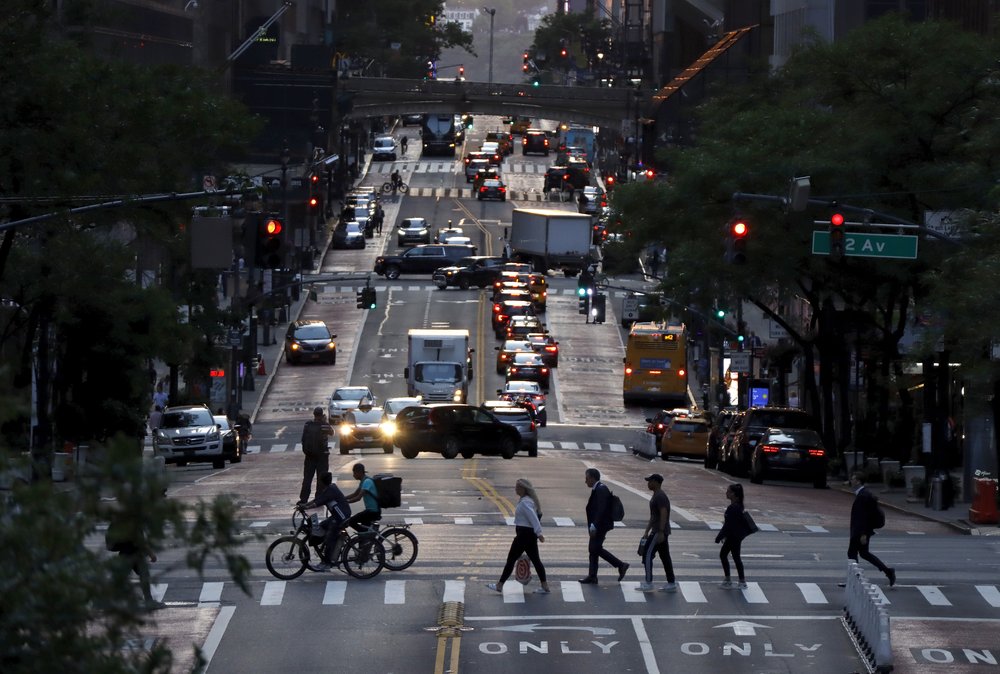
[461,450,475,459]
[435,280,448,290]
[213,458,225,469]
[458,278,471,290]
[499,437,517,460]
[385,266,401,280]
[750,454,764,484]
[528,443,538,458]
[383,444,394,454]
[442,437,460,460]
[339,444,351,455]
[813,474,828,489]
[704,453,717,470]
[401,447,418,459]
[231,446,242,464]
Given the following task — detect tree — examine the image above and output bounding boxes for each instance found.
[609,14,1000,458]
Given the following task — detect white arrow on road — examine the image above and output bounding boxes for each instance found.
[486,624,616,636]
[713,621,772,636]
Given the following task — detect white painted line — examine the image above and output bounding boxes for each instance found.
[150,583,168,602]
[404,517,424,525]
[977,585,1000,608]
[916,585,952,606]
[260,581,285,606]
[632,616,661,674]
[454,517,474,525]
[384,580,406,604]
[270,443,288,453]
[552,517,575,527]
[199,581,224,606]
[613,521,627,528]
[200,606,235,668]
[248,521,269,528]
[560,441,579,450]
[669,521,679,529]
[905,531,926,535]
[757,523,779,532]
[621,582,647,602]
[670,505,700,523]
[538,441,555,449]
[561,581,584,602]
[583,443,602,450]
[444,580,465,603]
[504,516,515,526]
[871,585,891,605]
[323,580,347,605]
[246,445,261,454]
[679,581,707,603]
[796,582,828,604]
[502,583,525,603]
[706,521,723,530]
[609,444,627,453]
[740,582,768,604]
[804,525,828,533]
[408,506,426,511]
[292,443,302,453]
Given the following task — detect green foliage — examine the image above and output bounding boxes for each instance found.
[0,440,251,672]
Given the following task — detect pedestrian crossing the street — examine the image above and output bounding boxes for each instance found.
[245,438,629,456]
[370,160,552,175]
[143,577,1000,612]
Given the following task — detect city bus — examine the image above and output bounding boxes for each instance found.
[420,114,457,157]
[623,322,689,406]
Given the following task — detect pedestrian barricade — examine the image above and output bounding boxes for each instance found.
[843,560,893,673]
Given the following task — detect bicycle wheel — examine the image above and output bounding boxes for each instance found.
[292,508,305,530]
[397,183,409,193]
[341,534,385,579]
[380,527,418,571]
[265,536,308,580]
[381,182,392,194]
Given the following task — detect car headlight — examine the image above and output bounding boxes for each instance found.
[289,342,301,351]
[381,421,396,437]
[339,424,353,437]
[326,342,336,350]
[207,430,220,441]
[452,389,463,402]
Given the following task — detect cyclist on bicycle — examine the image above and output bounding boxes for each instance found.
[303,471,351,570]
[344,463,381,532]
[390,170,402,193]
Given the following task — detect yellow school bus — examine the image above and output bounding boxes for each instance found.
[623,322,689,406]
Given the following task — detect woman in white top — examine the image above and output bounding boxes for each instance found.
[487,478,550,594]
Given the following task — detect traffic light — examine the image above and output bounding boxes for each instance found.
[258,216,285,268]
[523,51,531,73]
[829,212,845,261]
[425,60,436,79]
[357,286,376,310]
[577,286,590,314]
[307,195,321,212]
[463,114,474,129]
[714,308,726,320]
[725,218,749,265]
[458,65,465,78]
[605,175,615,191]
[591,293,606,324]
[644,168,655,180]
[559,39,568,58]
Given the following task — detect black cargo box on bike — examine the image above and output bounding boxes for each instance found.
[373,474,402,508]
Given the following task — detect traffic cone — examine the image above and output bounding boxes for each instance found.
[257,355,266,376]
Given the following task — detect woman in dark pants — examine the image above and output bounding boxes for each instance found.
[487,478,551,594]
[716,483,750,589]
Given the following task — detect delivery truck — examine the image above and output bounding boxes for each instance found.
[404,329,473,402]
[507,208,594,277]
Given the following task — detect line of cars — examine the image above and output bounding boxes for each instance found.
[648,406,828,488]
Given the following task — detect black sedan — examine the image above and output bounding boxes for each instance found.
[476,178,507,201]
[392,403,521,460]
[505,352,550,390]
[750,427,828,488]
[331,221,366,250]
[213,415,243,463]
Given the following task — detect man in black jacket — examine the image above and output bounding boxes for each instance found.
[298,407,333,505]
[580,468,628,584]
[848,472,896,586]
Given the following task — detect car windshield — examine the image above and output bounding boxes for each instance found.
[212,416,232,429]
[333,389,370,401]
[414,362,462,383]
[293,325,330,340]
[401,220,426,230]
[493,410,531,423]
[161,410,213,428]
[348,408,384,424]
[765,428,824,446]
[385,399,419,414]
[375,138,394,148]
[506,382,540,393]
[673,421,708,434]
[344,223,362,234]
[511,353,542,365]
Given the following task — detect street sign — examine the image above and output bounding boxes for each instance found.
[812,231,918,259]
[727,351,751,374]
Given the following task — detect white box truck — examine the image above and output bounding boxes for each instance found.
[404,329,473,403]
[508,208,594,276]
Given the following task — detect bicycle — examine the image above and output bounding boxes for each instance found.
[381,180,408,194]
[266,507,385,580]
[290,508,417,571]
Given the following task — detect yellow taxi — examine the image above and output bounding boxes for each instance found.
[527,273,547,312]
[660,416,711,461]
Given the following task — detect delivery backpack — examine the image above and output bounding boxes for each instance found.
[373,474,402,509]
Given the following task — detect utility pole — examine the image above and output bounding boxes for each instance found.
[482,7,496,92]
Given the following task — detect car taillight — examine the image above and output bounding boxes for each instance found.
[656,423,665,431]
[480,187,487,192]
[624,366,633,375]
[649,370,663,375]
[541,368,548,374]
[808,448,825,457]
[499,187,506,192]
[545,345,557,352]
[493,304,501,313]
[529,422,536,431]
[761,445,780,454]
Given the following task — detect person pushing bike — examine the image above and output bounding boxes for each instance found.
[390,169,402,193]
[303,471,351,570]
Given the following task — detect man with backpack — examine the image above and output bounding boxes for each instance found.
[580,467,628,584]
[344,463,381,532]
[298,407,333,505]
[847,471,896,587]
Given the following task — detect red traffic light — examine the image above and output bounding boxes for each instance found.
[606,175,615,185]
[523,52,529,60]
[265,218,282,235]
[310,173,319,184]
[307,196,319,208]
[644,169,655,179]
[560,48,568,57]
[459,66,465,76]
[731,220,749,237]
[831,213,845,226]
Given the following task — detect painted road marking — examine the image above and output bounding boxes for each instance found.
[444,580,465,603]
[976,585,1000,608]
[916,585,952,606]
[679,581,707,603]
[260,581,285,606]
[740,582,768,604]
[199,582,224,606]
[323,580,347,605]
[561,581,584,602]
[796,582,828,604]
[385,580,406,604]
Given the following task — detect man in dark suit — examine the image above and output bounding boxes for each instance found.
[580,468,628,584]
[848,472,896,586]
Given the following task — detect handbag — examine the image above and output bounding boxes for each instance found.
[742,510,759,535]
[514,554,532,585]
[637,536,649,557]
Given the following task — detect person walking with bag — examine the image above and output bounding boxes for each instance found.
[846,471,896,586]
[487,478,551,594]
[716,483,750,589]
[298,407,333,505]
[638,473,676,592]
[580,468,628,584]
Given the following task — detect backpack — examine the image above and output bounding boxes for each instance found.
[610,492,625,522]
[301,421,328,456]
[373,474,402,509]
[872,498,886,529]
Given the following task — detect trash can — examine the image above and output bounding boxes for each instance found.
[969,477,999,524]
[929,475,944,510]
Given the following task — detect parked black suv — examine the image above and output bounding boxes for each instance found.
[432,256,505,289]
[722,407,820,476]
[522,130,549,156]
[374,244,477,279]
[393,403,522,459]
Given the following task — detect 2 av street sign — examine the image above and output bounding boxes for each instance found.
[812,231,918,259]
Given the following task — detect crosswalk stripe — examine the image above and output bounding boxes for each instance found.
[199,581,224,605]
[976,585,1000,608]
[609,444,627,453]
[270,443,288,453]
[621,582,647,602]
[261,580,285,605]
[552,517,575,527]
[538,441,555,449]
[385,580,406,604]
[916,585,952,606]
[444,580,465,603]
[323,580,347,605]
[706,521,722,530]
[584,443,602,450]
[404,517,424,525]
[679,581,707,603]
[248,521,268,528]
[502,583,526,603]
[454,517,474,525]
[151,583,168,602]
[758,523,779,532]
[246,445,261,454]
[560,441,579,450]
[741,582,768,603]
[561,580,585,602]
[796,582,828,604]
[804,525,828,533]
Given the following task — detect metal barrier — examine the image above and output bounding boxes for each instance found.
[843,560,893,672]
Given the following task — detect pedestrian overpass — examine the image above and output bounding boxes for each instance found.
[338,77,645,128]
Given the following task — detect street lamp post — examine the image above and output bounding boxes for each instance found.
[482,7,496,91]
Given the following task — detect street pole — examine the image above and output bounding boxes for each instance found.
[483,7,496,92]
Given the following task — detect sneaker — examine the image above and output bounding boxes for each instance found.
[737,581,748,590]
[485,583,502,593]
[638,582,655,592]
[315,562,332,571]
[719,580,734,589]
[661,582,678,592]
[533,587,551,594]
[887,568,896,587]
[618,562,630,582]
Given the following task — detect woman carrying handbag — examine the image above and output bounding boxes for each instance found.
[487,478,551,595]
[716,483,753,589]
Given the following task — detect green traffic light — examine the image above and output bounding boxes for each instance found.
[715,309,725,319]
[737,334,745,342]
[577,287,587,297]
